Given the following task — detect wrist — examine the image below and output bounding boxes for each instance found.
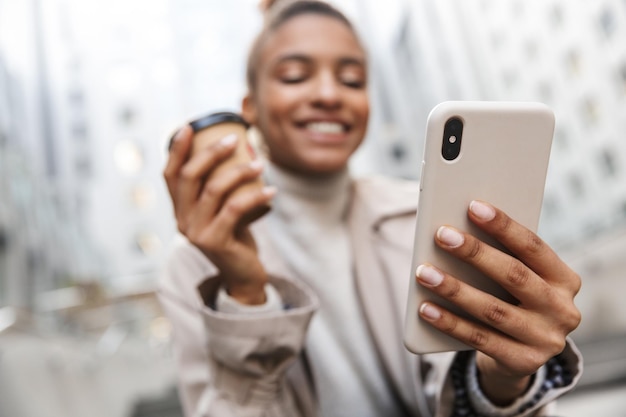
[225,282,267,305]
[476,353,531,406]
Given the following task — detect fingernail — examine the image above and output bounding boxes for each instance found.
[249,159,264,171]
[416,265,443,287]
[470,200,496,222]
[419,303,441,321]
[437,226,464,248]
[168,126,189,150]
[220,133,238,147]
[262,186,277,197]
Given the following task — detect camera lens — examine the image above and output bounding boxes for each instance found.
[441,117,463,161]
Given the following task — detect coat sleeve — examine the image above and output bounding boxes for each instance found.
[157,237,318,417]
[422,339,583,417]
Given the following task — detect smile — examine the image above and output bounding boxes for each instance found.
[304,122,347,134]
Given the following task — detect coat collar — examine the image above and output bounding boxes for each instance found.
[350,175,419,229]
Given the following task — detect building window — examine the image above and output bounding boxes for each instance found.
[68,89,85,107]
[549,5,564,29]
[598,148,618,178]
[599,8,616,38]
[511,1,524,17]
[538,81,553,103]
[491,31,505,51]
[568,174,585,199]
[525,40,538,61]
[74,155,92,177]
[502,69,518,89]
[71,121,88,141]
[565,50,582,76]
[542,194,560,219]
[553,128,568,150]
[118,106,137,128]
[580,97,600,126]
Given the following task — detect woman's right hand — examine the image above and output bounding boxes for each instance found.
[163,125,277,305]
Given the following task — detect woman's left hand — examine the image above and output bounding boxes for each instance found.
[416,200,582,405]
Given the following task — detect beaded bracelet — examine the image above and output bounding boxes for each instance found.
[450,351,573,417]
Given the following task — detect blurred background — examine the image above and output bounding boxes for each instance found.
[1,0,625,415]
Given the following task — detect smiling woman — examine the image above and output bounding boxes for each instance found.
[158,1,582,417]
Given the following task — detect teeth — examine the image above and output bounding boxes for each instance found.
[305,122,344,134]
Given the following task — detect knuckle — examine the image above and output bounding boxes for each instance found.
[441,315,459,334]
[505,260,531,288]
[570,272,583,296]
[225,200,245,216]
[521,352,544,374]
[523,230,545,255]
[563,306,582,331]
[468,329,489,348]
[546,334,567,356]
[465,238,483,261]
[442,279,462,300]
[483,302,507,324]
[180,165,199,181]
[496,214,513,235]
[202,181,222,199]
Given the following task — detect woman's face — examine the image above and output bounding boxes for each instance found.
[243,14,369,177]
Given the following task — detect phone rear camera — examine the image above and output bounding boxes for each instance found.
[442,117,463,161]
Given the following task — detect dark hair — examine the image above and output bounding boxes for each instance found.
[245,0,359,92]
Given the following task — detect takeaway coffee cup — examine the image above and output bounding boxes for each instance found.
[185,111,270,225]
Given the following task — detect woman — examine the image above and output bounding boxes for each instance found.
[160,1,582,416]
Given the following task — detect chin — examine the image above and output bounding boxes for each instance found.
[298,156,350,176]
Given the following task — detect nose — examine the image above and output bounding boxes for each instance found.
[311,71,341,109]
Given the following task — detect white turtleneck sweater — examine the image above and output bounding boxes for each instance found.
[217,162,406,417]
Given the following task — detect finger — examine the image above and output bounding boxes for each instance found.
[435,225,551,305]
[418,302,544,376]
[416,264,542,342]
[182,133,238,183]
[163,125,193,196]
[468,200,581,293]
[208,186,277,243]
[192,160,265,225]
[176,134,238,223]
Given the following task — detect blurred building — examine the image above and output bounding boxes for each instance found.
[353,0,626,250]
[0,0,101,309]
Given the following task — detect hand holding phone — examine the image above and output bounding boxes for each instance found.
[404,101,556,354]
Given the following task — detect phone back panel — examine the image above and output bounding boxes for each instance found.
[403,101,555,354]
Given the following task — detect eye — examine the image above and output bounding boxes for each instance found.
[339,66,366,89]
[341,77,366,89]
[280,73,307,84]
[276,62,309,84]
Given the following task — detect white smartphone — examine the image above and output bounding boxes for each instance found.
[403,101,555,354]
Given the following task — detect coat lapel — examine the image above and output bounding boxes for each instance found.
[348,177,426,413]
